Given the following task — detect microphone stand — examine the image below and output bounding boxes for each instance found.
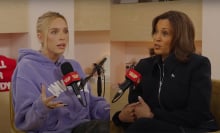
[80,58,106,97]
[94,63,104,97]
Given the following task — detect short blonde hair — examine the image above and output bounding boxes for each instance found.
[36,11,68,46]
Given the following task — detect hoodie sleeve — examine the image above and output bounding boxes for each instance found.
[12,68,51,131]
[89,93,110,120]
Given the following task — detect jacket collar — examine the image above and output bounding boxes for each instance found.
[152,53,180,74]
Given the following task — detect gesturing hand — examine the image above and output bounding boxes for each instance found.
[134,96,154,119]
[41,84,67,109]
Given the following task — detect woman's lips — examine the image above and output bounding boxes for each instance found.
[154,44,161,50]
[57,43,66,49]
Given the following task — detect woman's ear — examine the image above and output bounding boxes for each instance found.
[37,33,43,43]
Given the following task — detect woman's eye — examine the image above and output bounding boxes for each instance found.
[51,30,58,34]
[162,31,169,36]
[64,29,69,34]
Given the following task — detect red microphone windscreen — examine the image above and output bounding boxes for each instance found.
[126,69,141,85]
[62,72,81,86]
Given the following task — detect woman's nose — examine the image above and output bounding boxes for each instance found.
[59,32,67,40]
[153,33,161,41]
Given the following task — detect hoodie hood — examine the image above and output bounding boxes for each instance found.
[18,48,65,66]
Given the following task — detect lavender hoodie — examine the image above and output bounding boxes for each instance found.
[12,49,110,133]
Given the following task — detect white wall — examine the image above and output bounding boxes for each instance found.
[28,0,75,59]
[203,0,220,79]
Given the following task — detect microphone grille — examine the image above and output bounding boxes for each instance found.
[61,62,74,75]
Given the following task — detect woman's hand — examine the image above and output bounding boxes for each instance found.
[134,96,154,119]
[119,102,139,123]
[41,84,67,109]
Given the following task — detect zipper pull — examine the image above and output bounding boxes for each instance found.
[159,81,162,87]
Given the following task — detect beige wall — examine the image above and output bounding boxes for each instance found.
[111,0,202,41]
[74,0,110,31]
[0,0,28,33]
[74,31,111,103]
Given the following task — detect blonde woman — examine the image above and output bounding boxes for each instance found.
[12,11,109,133]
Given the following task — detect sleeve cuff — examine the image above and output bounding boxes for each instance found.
[112,111,123,126]
[33,97,50,119]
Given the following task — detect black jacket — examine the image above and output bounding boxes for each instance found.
[113,53,218,131]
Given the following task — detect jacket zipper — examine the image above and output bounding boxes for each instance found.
[158,63,164,108]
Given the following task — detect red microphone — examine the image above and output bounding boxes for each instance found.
[62,72,80,86]
[126,69,141,85]
[61,62,84,106]
[112,68,142,103]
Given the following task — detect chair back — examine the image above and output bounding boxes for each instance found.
[9,84,25,133]
[211,80,220,127]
